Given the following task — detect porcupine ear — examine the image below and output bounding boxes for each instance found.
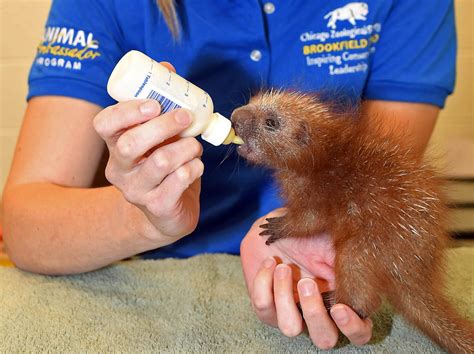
[296,120,311,145]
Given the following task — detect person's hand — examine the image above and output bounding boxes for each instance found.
[241,208,373,349]
[93,63,203,245]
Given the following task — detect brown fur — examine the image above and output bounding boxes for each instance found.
[231,90,474,353]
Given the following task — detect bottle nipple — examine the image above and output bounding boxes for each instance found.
[223,128,244,145]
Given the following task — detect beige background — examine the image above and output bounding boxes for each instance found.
[0,0,473,222]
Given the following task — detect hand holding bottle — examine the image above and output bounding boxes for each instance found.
[93,81,204,245]
[93,51,243,247]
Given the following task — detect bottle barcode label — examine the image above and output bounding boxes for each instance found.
[147,90,181,113]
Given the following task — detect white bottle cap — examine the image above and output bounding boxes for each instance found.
[107,50,152,102]
[201,113,232,146]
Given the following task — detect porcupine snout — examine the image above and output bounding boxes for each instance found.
[231,105,265,163]
[231,106,258,141]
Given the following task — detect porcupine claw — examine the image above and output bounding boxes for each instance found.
[259,216,286,245]
[321,291,336,312]
[260,217,284,227]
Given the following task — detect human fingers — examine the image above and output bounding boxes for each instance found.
[113,108,193,170]
[274,264,304,337]
[297,278,339,349]
[111,137,203,205]
[135,137,203,192]
[330,304,373,346]
[160,61,176,72]
[93,99,161,149]
[251,257,278,327]
[144,157,204,215]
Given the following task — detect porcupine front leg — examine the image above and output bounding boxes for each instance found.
[260,206,325,245]
[259,216,288,245]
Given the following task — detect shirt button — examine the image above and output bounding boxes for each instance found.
[250,49,262,62]
[263,2,275,14]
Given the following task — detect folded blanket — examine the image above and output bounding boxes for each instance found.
[1,247,472,352]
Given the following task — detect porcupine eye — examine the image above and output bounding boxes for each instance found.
[264,114,280,131]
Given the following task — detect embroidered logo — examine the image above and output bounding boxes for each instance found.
[299,2,380,76]
[34,26,101,71]
[324,2,369,29]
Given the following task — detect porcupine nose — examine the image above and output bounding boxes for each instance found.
[231,106,256,139]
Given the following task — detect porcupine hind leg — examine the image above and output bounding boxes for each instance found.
[331,238,383,319]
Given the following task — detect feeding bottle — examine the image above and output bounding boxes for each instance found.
[107,50,243,146]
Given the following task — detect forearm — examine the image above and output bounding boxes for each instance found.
[362,100,440,156]
[2,183,159,275]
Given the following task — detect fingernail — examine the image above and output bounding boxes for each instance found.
[275,264,289,279]
[262,257,275,269]
[175,109,192,125]
[140,100,160,116]
[331,306,349,325]
[298,279,315,297]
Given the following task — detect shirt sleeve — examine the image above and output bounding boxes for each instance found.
[27,0,125,107]
[364,0,456,108]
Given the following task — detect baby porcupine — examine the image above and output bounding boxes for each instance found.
[231,90,474,353]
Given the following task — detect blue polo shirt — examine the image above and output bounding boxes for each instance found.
[28,0,456,259]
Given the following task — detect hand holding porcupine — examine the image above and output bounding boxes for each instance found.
[232,90,474,353]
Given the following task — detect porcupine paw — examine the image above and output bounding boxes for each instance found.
[259,217,286,245]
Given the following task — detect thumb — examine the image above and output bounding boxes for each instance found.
[160,61,176,73]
